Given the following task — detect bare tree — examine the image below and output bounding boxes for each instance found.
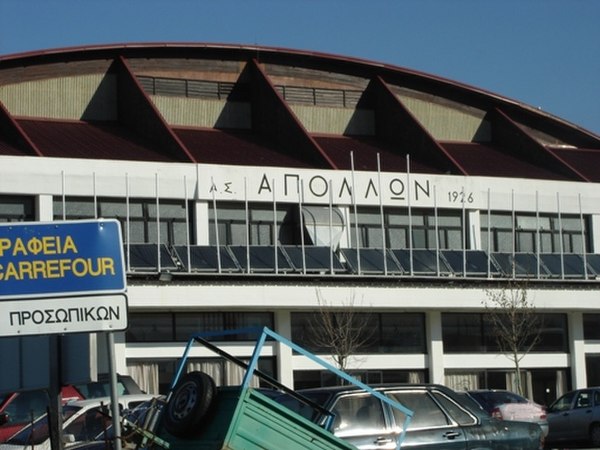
[484,281,542,396]
[307,289,374,373]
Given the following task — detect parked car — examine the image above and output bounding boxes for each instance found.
[465,389,548,437]
[276,384,544,449]
[0,374,143,443]
[0,387,82,443]
[0,394,156,450]
[73,373,145,399]
[545,387,600,448]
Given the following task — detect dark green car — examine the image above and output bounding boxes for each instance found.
[277,384,544,450]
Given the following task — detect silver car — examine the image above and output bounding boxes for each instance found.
[277,384,544,449]
[546,387,600,448]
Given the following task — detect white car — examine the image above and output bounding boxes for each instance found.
[465,389,548,437]
[0,394,156,450]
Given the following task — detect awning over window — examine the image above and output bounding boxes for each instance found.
[302,205,345,249]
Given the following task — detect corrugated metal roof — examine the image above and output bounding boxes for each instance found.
[0,43,597,181]
[548,147,600,182]
[313,135,443,173]
[0,139,27,156]
[442,143,571,180]
[17,119,175,161]
[174,128,313,168]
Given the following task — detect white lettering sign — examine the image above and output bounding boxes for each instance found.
[0,294,128,337]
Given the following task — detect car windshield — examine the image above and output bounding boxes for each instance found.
[5,404,87,446]
[1,390,49,424]
[549,392,575,412]
[4,414,49,446]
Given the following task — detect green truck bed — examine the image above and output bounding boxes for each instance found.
[149,327,411,450]
[157,386,355,450]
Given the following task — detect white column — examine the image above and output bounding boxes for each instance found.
[195,201,210,244]
[590,215,600,253]
[468,210,481,249]
[274,310,294,389]
[427,311,445,384]
[569,312,587,389]
[37,194,54,221]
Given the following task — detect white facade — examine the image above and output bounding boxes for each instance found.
[2,153,599,403]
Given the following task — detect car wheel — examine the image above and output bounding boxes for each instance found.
[590,423,600,447]
[163,371,217,437]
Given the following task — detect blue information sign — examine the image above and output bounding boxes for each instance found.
[0,220,126,300]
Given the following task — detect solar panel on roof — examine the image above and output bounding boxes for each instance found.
[441,250,498,277]
[390,249,451,275]
[125,243,178,272]
[173,245,239,272]
[585,254,600,277]
[282,246,345,274]
[491,253,548,278]
[340,248,402,275]
[539,254,590,278]
[228,245,292,273]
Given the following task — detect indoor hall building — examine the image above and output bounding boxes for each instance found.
[1,43,600,406]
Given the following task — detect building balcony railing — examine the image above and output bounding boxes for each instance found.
[123,243,600,282]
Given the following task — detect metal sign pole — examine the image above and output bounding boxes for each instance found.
[48,335,63,450]
[106,331,122,450]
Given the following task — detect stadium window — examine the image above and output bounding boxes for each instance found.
[481,212,589,254]
[0,196,35,222]
[53,196,190,246]
[351,207,463,250]
[208,202,299,246]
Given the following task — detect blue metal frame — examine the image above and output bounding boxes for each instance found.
[169,326,413,449]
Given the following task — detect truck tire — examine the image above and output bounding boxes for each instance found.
[163,371,217,437]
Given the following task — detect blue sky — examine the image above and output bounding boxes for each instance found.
[0,0,598,136]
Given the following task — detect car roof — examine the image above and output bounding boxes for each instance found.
[298,383,450,395]
[65,394,156,409]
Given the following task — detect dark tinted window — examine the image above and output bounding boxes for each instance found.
[292,312,426,354]
[575,391,592,409]
[550,392,575,412]
[443,313,568,353]
[584,314,600,340]
[126,312,274,342]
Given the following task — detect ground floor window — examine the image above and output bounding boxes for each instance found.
[291,312,426,354]
[444,368,568,407]
[584,314,600,340]
[126,312,274,342]
[586,355,600,387]
[128,357,275,395]
[442,312,568,353]
[293,369,426,390]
